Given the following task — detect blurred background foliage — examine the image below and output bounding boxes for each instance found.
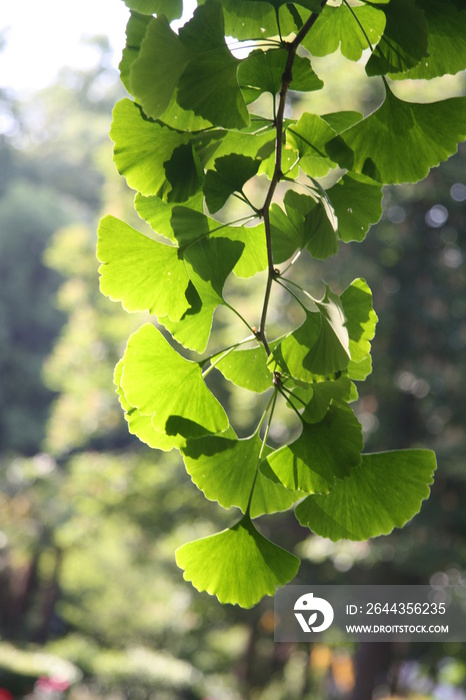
[0,24,466,700]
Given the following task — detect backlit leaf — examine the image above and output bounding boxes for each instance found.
[263,404,362,493]
[327,88,466,185]
[204,154,260,213]
[123,0,182,17]
[119,12,151,92]
[176,515,300,607]
[365,0,428,76]
[120,323,229,437]
[114,360,185,451]
[302,3,385,62]
[97,215,190,321]
[329,172,383,243]
[389,0,466,80]
[287,113,338,178]
[295,450,437,540]
[111,99,191,196]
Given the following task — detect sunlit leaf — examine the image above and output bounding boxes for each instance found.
[111,99,192,196]
[302,3,385,62]
[294,375,355,424]
[114,360,185,451]
[120,323,229,437]
[97,215,190,321]
[182,432,261,511]
[270,189,338,263]
[327,88,466,184]
[365,0,428,76]
[123,0,182,17]
[129,16,191,119]
[215,0,305,40]
[389,0,466,80]
[263,405,362,493]
[287,113,338,178]
[341,278,378,366]
[238,49,323,104]
[204,154,260,213]
[134,192,204,244]
[295,450,437,540]
[171,207,267,278]
[119,12,151,92]
[176,515,300,607]
[213,344,272,393]
[329,172,383,243]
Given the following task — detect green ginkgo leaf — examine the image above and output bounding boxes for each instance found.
[270,189,338,263]
[204,154,260,213]
[176,515,300,607]
[129,16,191,119]
[158,283,215,354]
[182,432,261,511]
[340,278,378,366]
[263,404,362,493]
[295,450,437,541]
[329,172,383,243]
[238,49,323,104]
[389,0,466,80]
[365,0,428,76]
[171,206,267,279]
[114,360,185,451]
[292,375,355,424]
[213,345,272,393]
[120,323,229,437]
[287,113,338,178]
[250,462,305,518]
[119,12,152,93]
[97,215,190,321]
[111,99,192,196]
[327,88,466,185]
[123,0,182,17]
[302,3,386,62]
[272,288,351,381]
[134,192,204,244]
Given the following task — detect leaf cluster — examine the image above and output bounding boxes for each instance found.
[97,0,466,607]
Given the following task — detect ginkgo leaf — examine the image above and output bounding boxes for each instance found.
[217,0,308,41]
[134,192,204,244]
[329,172,383,243]
[272,288,351,381]
[129,16,191,119]
[326,88,466,185]
[302,3,386,62]
[182,432,261,512]
[250,462,305,518]
[114,360,185,451]
[270,190,338,263]
[111,99,192,196]
[176,515,300,607]
[123,0,182,17]
[97,215,190,321]
[287,113,338,178]
[171,207,267,279]
[204,154,260,213]
[292,375,355,424]
[295,450,437,541]
[263,404,363,493]
[365,0,428,76]
[213,345,273,393]
[238,49,323,104]
[389,0,466,80]
[158,283,216,354]
[340,278,378,365]
[119,12,151,93]
[165,143,204,203]
[120,323,229,437]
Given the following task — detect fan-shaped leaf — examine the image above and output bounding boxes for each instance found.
[97,216,190,321]
[204,154,260,213]
[326,88,466,185]
[295,450,437,540]
[329,172,383,243]
[303,3,385,62]
[176,515,300,607]
[264,404,362,493]
[213,345,272,393]
[120,323,229,437]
